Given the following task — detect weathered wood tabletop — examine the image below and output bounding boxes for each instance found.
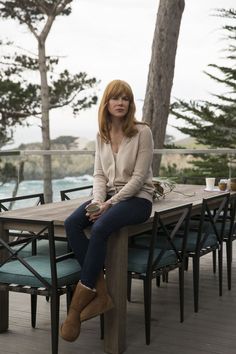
[0,185,231,354]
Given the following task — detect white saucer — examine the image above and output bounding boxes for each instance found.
[204,188,219,192]
[204,188,228,192]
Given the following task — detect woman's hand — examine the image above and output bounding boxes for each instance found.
[85,200,111,222]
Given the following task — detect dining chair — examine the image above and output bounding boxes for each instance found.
[0,193,70,327]
[60,184,93,201]
[0,218,81,354]
[224,194,236,290]
[211,193,236,290]
[0,193,47,259]
[0,193,45,211]
[0,193,69,255]
[132,193,231,314]
[127,203,192,345]
[184,193,230,312]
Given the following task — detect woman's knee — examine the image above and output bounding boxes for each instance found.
[64,212,81,232]
[90,220,108,239]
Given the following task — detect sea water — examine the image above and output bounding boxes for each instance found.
[0,174,93,207]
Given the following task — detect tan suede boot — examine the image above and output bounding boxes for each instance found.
[60,281,96,342]
[80,272,114,322]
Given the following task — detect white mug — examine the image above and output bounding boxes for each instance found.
[205,177,215,191]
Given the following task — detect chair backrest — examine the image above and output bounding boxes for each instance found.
[0,219,54,287]
[0,193,45,212]
[148,203,192,272]
[60,184,93,201]
[0,194,45,241]
[227,193,236,240]
[196,193,230,251]
[0,218,78,291]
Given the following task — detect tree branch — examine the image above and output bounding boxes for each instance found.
[31,0,52,15]
[55,0,73,16]
[16,9,39,39]
[50,89,82,110]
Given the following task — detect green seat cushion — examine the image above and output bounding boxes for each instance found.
[131,233,151,248]
[211,220,234,240]
[128,248,178,274]
[131,233,170,249]
[206,220,236,242]
[132,231,218,253]
[132,233,186,251]
[184,231,218,252]
[12,239,69,258]
[189,219,234,240]
[0,255,81,288]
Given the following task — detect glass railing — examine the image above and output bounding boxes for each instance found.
[1,148,236,202]
[0,149,95,202]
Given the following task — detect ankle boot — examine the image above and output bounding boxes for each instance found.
[60,281,96,342]
[80,272,114,322]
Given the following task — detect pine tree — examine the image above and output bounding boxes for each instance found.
[0,1,98,201]
[171,8,236,179]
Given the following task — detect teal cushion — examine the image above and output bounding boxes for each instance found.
[131,234,170,249]
[211,220,232,240]
[205,220,236,242]
[12,239,69,258]
[133,233,186,251]
[128,248,178,274]
[190,219,233,239]
[132,231,218,253]
[0,255,81,288]
[184,231,218,252]
[131,234,151,247]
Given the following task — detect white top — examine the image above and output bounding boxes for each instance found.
[92,124,155,205]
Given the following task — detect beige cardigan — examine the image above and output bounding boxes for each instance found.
[92,124,155,205]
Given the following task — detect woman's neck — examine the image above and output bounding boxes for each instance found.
[109,116,123,131]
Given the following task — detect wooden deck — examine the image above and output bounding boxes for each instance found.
[1,244,236,354]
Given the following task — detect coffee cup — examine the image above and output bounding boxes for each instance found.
[218,180,227,191]
[205,177,215,191]
[231,178,236,191]
[86,203,100,214]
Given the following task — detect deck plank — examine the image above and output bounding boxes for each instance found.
[1,244,236,354]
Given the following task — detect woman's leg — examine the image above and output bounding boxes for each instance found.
[61,197,152,332]
[80,197,152,288]
[64,199,92,266]
[61,200,98,342]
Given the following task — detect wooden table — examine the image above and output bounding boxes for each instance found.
[0,185,231,354]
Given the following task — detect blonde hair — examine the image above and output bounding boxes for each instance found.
[98,79,139,142]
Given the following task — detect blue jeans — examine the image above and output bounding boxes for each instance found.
[64,197,152,289]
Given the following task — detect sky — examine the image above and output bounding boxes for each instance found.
[1,0,235,147]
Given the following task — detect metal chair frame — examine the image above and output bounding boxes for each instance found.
[187,193,230,312]
[211,193,236,290]
[0,193,70,326]
[0,218,78,354]
[128,203,192,345]
[60,184,93,201]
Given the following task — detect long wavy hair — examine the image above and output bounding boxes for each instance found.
[98,79,139,142]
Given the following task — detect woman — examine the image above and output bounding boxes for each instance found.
[60,79,155,342]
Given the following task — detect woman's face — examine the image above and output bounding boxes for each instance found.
[107,94,130,119]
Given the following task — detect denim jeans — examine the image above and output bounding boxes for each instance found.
[64,197,152,289]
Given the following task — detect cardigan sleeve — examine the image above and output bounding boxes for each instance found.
[109,125,153,204]
[92,134,107,202]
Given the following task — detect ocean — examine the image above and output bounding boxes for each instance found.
[0,174,94,207]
